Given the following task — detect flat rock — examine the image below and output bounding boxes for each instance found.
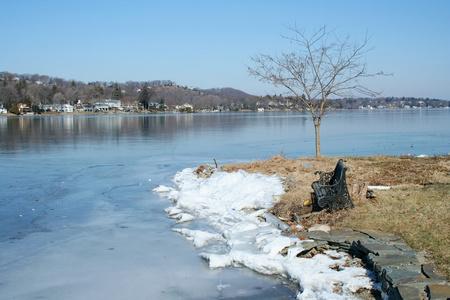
[391,243,414,252]
[383,268,423,288]
[328,230,369,243]
[299,241,319,252]
[308,224,331,232]
[300,230,330,240]
[374,257,421,275]
[426,284,450,300]
[388,284,423,300]
[356,240,403,256]
[357,229,404,243]
[422,264,447,281]
[394,277,447,289]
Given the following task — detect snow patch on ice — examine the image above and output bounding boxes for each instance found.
[175,213,196,223]
[153,185,172,193]
[160,167,376,299]
[173,228,225,248]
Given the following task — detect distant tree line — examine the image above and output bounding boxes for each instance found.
[0,72,448,113]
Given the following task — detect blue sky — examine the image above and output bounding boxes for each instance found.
[2,0,449,99]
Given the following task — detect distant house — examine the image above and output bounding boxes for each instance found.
[39,104,56,112]
[39,103,74,113]
[94,104,110,112]
[61,104,74,113]
[75,100,92,112]
[18,103,33,115]
[104,99,123,110]
[175,103,193,112]
[93,99,123,111]
[75,103,84,112]
[0,106,7,114]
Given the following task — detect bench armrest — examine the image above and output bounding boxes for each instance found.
[314,170,335,184]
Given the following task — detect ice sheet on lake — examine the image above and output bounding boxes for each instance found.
[155,167,376,299]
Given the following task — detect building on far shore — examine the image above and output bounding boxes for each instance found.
[39,103,74,113]
[93,99,123,112]
[61,104,74,113]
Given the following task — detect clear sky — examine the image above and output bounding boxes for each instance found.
[2,0,449,99]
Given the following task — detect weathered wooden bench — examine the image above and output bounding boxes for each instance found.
[311,159,354,212]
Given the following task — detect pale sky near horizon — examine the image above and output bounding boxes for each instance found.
[1,0,449,100]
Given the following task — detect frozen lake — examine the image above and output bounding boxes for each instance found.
[0,109,448,299]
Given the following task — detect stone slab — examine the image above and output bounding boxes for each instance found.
[388,284,423,300]
[382,268,423,289]
[374,258,421,275]
[357,229,404,243]
[357,240,403,256]
[422,264,448,281]
[391,243,415,252]
[299,231,330,240]
[426,284,450,300]
[299,241,319,252]
[394,277,447,289]
[327,231,370,245]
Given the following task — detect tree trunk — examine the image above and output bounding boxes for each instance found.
[314,123,321,157]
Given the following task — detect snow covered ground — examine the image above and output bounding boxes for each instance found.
[155,167,378,299]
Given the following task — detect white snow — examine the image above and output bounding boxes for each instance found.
[172,228,225,248]
[156,167,377,299]
[368,186,392,190]
[152,185,172,193]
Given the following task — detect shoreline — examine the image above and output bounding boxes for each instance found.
[1,106,449,118]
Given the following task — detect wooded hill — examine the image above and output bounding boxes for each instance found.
[0,72,448,112]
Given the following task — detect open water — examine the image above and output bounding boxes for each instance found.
[0,109,448,299]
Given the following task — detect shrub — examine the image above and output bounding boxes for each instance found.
[9,105,19,115]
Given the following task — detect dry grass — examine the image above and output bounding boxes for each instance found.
[221,155,450,278]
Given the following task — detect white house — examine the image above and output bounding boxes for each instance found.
[104,99,122,110]
[61,104,74,112]
[93,99,123,111]
[39,104,74,112]
[94,104,110,112]
[39,104,56,112]
[176,103,193,111]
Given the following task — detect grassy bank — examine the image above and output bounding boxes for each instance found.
[221,155,450,278]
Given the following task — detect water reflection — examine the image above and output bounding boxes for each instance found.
[0,112,309,152]
[0,109,448,157]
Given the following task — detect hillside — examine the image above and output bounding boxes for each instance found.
[1,71,449,113]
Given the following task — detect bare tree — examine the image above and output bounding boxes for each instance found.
[65,86,78,104]
[27,84,52,104]
[248,25,388,156]
[53,92,66,105]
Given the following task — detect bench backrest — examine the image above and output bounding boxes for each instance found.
[331,159,345,185]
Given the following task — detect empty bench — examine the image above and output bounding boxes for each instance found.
[311,159,354,212]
